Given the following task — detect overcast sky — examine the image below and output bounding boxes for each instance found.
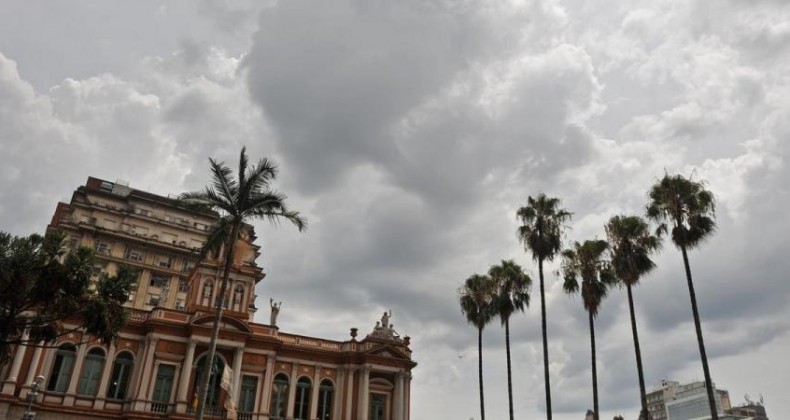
[1,0,789,418]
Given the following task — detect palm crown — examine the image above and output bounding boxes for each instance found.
[517,194,572,261]
[606,215,661,287]
[459,274,496,330]
[488,260,531,324]
[561,239,616,317]
[646,174,715,249]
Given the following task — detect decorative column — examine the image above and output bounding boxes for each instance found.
[394,371,404,420]
[357,366,370,420]
[93,342,117,409]
[1,330,28,394]
[133,336,158,411]
[309,365,321,420]
[261,355,275,417]
[176,339,197,412]
[405,371,412,420]
[230,346,244,402]
[21,342,44,395]
[286,362,299,419]
[333,367,345,420]
[344,366,355,420]
[63,341,88,406]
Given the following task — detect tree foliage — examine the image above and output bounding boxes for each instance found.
[0,230,137,363]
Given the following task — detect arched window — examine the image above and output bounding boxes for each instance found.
[317,379,334,420]
[201,280,214,306]
[47,343,76,392]
[232,285,244,312]
[193,355,225,407]
[269,373,289,420]
[107,351,134,400]
[77,348,106,396]
[294,377,312,419]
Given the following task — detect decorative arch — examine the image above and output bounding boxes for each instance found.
[294,376,312,419]
[317,379,335,420]
[190,314,253,334]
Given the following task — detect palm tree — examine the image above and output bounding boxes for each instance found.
[489,260,532,420]
[646,173,718,420]
[561,239,616,420]
[180,147,306,420]
[605,215,661,420]
[516,194,571,420]
[459,273,496,420]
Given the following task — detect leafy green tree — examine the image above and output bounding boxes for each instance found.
[516,194,571,420]
[489,260,531,420]
[646,173,718,420]
[0,230,136,363]
[606,215,661,420]
[561,239,616,420]
[459,273,496,420]
[180,147,306,420]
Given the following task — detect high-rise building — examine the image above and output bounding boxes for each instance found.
[0,177,416,420]
[646,379,730,420]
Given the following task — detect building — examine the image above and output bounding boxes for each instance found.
[0,177,416,420]
[729,402,769,420]
[646,379,730,420]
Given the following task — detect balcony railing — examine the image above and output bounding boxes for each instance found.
[187,405,228,418]
[149,401,173,414]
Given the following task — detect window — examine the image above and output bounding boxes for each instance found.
[269,373,289,420]
[157,255,174,269]
[193,356,224,407]
[124,247,145,262]
[370,393,387,420]
[232,285,245,312]
[151,364,176,403]
[149,273,170,288]
[77,348,106,396]
[128,291,136,302]
[175,299,185,311]
[95,241,112,256]
[181,259,195,274]
[238,375,258,413]
[194,222,209,231]
[146,294,161,307]
[47,344,76,392]
[317,379,334,420]
[178,278,189,293]
[134,207,153,217]
[107,352,134,400]
[294,377,311,420]
[201,281,214,306]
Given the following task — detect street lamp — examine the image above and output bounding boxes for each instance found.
[22,375,44,420]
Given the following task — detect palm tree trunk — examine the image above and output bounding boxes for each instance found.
[478,325,486,420]
[680,244,719,420]
[505,318,514,420]
[589,311,599,420]
[196,223,240,420]
[626,284,648,420]
[539,258,552,420]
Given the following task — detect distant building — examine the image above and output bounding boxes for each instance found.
[646,379,730,420]
[729,402,769,420]
[0,177,416,420]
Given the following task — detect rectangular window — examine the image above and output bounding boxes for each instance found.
[175,299,185,311]
[134,207,153,217]
[181,259,195,273]
[194,222,209,231]
[149,273,170,288]
[146,294,160,307]
[238,375,258,413]
[151,364,176,403]
[156,255,174,269]
[178,278,189,293]
[95,241,113,256]
[128,291,136,302]
[124,247,145,262]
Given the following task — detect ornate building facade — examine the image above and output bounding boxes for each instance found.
[0,177,415,420]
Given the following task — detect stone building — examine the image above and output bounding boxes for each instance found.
[0,177,416,420]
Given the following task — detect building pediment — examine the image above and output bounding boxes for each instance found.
[190,314,253,334]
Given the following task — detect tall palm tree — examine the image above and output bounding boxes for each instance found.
[605,215,661,420]
[646,173,718,420]
[180,147,306,420]
[561,239,616,420]
[459,273,496,420]
[516,194,571,420]
[489,260,532,420]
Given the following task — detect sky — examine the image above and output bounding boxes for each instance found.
[1,0,789,419]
